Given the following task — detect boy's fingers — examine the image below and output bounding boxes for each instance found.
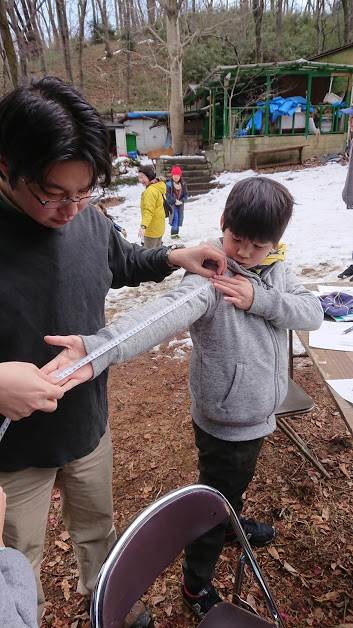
[44,335,74,348]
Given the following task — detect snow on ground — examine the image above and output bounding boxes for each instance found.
[106,161,352,316]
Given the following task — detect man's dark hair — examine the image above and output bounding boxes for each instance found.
[0,76,111,188]
[222,176,294,244]
[138,165,156,181]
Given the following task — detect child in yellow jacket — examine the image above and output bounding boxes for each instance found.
[138,166,166,248]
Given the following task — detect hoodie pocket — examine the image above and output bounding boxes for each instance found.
[202,361,276,426]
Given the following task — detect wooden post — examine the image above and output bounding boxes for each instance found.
[264,73,271,136]
[305,74,313,136]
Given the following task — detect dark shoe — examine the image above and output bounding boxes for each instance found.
[182,583,222,619]
[123,601,154,628]
[338,264,353,279]
[225,517,275,548]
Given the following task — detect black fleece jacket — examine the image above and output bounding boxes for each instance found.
[0,198,172,470]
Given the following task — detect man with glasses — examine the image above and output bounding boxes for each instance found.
[0,76,226,627]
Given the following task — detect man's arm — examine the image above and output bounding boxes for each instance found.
[108,226,227,288]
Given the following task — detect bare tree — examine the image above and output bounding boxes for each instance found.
[96,0,113,57]
[19,0,47,73]
[275,0,283,59]
[7,0,28,79]
[341,0,353,45]
[0,0,18,86]
[252,0,264,62]
[78,0,88,89]
[46,0,60,47]
[55,0,74,83]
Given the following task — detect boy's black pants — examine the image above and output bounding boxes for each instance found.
[183,422,264,593]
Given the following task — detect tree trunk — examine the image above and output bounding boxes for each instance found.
[252,0,264,63]
[78,0,87,90]
[146,0,156,24]
[113,0,119,30]
[0,0,18,86]
[55,0,74,83]
[165,0,184,154]
[7,0,28,79]
[275,0,283,60]
[46,0,60,47]
[96,0,112,57]
[342,0,353,45]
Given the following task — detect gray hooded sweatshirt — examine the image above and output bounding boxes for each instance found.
[0,548,37,627]
[82,240,323,442]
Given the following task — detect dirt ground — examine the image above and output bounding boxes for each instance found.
[39,326,353,628]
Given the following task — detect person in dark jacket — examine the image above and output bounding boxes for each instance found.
[166,165,188,238]
[338,143,353,279]
[0,77,226,627]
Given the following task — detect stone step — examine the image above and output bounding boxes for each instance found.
[163,168,211,178]
[187,182,215,195]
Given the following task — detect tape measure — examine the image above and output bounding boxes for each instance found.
[0,283,210,443]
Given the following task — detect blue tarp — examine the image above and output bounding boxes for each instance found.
[237,96,313,136]
[340,106,353,116]
[237,96,349,135]
[127,111,168,119]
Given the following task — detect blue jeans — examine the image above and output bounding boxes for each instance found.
[171,205,184,235]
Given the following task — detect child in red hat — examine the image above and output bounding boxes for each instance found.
[166,165,188,238]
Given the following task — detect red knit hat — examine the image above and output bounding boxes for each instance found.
[171,165,182,176]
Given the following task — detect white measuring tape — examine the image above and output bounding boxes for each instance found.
[0,283,211,443]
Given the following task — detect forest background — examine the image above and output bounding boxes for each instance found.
[0,0,352,151]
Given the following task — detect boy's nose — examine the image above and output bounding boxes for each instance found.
[238,243,252,257]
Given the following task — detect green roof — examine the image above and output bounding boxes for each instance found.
[184,58,353,102]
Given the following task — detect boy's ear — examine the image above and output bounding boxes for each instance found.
[220,212,225,230]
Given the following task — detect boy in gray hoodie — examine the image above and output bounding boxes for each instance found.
[44,176,323,619]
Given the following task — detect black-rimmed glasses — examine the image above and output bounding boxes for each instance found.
[22,179,103,209]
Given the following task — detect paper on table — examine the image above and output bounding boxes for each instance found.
[317,285,353,295]
[326,379,353,404]
[309,320,353,351]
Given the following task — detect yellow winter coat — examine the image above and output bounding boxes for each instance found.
[140,180,166,238]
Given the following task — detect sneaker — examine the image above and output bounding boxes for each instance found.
[338,264,353,279]
[171,233,180,239]
[224,517,275,548]
[182,583,222,619]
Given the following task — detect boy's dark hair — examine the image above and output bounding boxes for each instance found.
[0,76,111,188]
[138,165,156,181]
[222,176,294,244]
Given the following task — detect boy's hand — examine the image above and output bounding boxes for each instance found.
[0,487,6,547]
[42,335,93,391]
[210,274,254,310]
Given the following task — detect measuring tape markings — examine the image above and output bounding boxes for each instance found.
[0,282,211,443]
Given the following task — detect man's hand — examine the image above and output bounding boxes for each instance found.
[0,487,6,547]
[210,274,254,310]
[42,335,93,391]
[0,362,64,420]
[138,227,145,240]
[168,243,226,277]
